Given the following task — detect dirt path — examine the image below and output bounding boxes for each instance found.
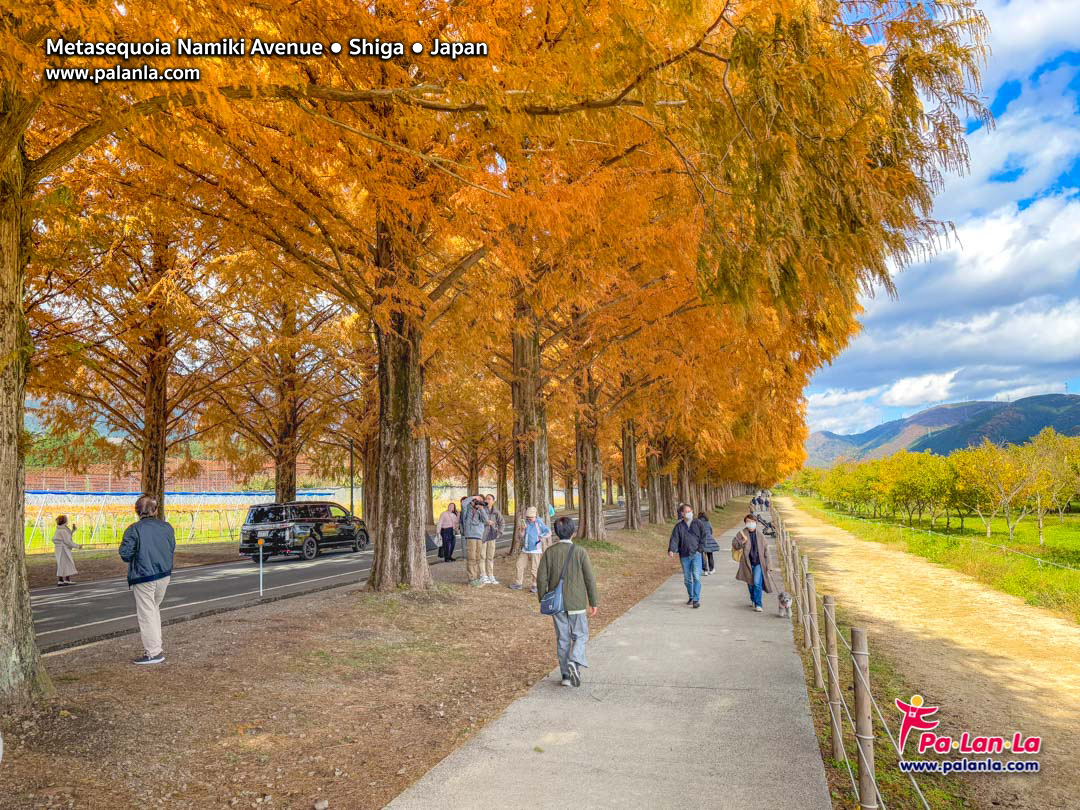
[776,497,1080,810]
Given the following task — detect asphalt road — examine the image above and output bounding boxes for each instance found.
[32,507,636,652]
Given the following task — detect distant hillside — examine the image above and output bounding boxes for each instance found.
[910,394,1080,455]
[806,394,1080,466]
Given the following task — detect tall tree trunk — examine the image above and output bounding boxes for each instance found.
[425,436,435,526]
[548,465,555,513]
[622,419,642,530]
[511,296,550,550]
[496,436,509,518]
[661,473,677,519]
[362,431,379,529]
[646,449,662,524]
[677,458,691,507]
[273,301,299,503]
[274,449,297,503]
[0,125,51,707]
[465,446,480,495]
[563,471,575,510]
[574,372,605,540]
[367,222,430,591]
[141,329,169,516]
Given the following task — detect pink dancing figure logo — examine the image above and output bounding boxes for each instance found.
[896,695,940,754]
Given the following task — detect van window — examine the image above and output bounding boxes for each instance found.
[246,505,286,524]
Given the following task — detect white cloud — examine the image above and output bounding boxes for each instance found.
[805,0,1080,438]
[806,386,886,408]
[881,371,960,407]
[808,402,883,435]
[975,0,1080,92]
[991,382,1068,401]
[933,65,1080,220]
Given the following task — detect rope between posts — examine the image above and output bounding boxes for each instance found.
[817,634,888,810]
[808,570,932,810]
[815,632,862,803]
[778,549,872,806]
[778,516,916,810]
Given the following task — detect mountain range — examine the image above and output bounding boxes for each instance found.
[805,393,1080,467]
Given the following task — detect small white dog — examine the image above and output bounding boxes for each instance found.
[778,592,793,618]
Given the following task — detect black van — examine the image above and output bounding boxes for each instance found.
[238,501,369,562]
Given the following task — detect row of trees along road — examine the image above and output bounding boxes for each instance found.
[791,429,1080,544]
[0,2,988,706]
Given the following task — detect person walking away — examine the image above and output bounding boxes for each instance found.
[669,503,706,608]
[482,494,504,585]
[118,495,176,664]
[52,515,81,586]
[537,517,599,687]
[461,495,489,586]
[510,505,551,592]
[698,511,719,575]
[731,513,777,612]
[436,502,460,562]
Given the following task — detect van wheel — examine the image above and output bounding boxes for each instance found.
[301,537,319,560]
[353,532,369,552]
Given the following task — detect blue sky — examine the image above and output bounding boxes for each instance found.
[806,0,1080,436]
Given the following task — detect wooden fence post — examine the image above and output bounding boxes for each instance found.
[823,595,844,760]
[790,543,801,625]
[806,573,824,688]
[851,627,876,809]
[801,555,812,650]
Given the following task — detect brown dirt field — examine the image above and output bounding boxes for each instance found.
[777,497,1080,810]
[0,509,745,810]
[24,543,242,589]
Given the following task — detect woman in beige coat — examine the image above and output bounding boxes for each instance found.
[52,515,81,586]
[731,513,776,612]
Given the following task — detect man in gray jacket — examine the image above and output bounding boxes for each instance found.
[460,495,489,586]
[118,494,176,665]
[481,494,504,585]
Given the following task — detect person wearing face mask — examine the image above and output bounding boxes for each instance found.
[731,513,777,612]
[668,503,707,608]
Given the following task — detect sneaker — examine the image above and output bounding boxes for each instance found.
[693,601,701,609]
[132,653,165,665]
[468,579,485,587]
[561,678,572,687]
[754,605,763,612]
[686,598,694,605]
[567,661,581,687]
[489,578,500,586]
[529,586,537,593]
[508,583,523,590]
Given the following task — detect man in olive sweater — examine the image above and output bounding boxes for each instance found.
[536,516,599,687]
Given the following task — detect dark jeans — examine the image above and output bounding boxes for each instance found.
[440,528,456,561]
[702,551,715,572]
[747,563,763,607]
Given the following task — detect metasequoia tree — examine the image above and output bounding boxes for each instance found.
[2,0,989,706]
[29,161,232,516]
[198,256,358,502]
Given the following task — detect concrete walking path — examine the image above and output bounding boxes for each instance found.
[388,527,831,810]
